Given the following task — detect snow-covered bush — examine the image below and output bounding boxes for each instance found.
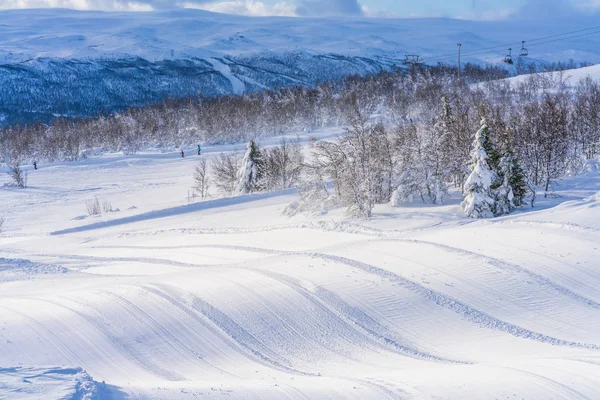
[390,171,416,206]
[8,163,27,188]
[262,138,304,191]
[212,152,242,196]
[101,198,114,213]
[284,182,338,216]
[193,159,210,201]
[86,197,102,216]
[85,197,117,215]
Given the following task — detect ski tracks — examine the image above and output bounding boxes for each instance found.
[306,252,600,350]
[28,239,600,351]
[383,238,600,310]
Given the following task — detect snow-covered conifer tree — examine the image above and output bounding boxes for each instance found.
[494,131,528,214]
[494,155,515,216]
[462,119,497,218]
[507,156,528,207]
[236,140,263,194]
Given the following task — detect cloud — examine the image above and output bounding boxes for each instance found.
[0,0,365,15]
[448,0,599,21]
[579,0,600,9]
[514,0,600,19]
[516,0,577,18]
[296,0,363,16]
[1,0,598,19]
[0,0,155,11]
[183,0,296,16]
[465,0,513,20]
[187,0,384,17]
[360,5,398,18]
[469,8,513,21]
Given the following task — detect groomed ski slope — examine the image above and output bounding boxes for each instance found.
[1,130,600,399]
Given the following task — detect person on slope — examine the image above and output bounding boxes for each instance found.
[181,150,185,158]
[197,144,201,155]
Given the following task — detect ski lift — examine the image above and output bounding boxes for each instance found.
[519,41,529,57]
[503,48,514,65]
[403,55,424,67]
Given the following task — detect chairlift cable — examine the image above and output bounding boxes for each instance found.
[425,28,600,64]
[423,25,600,64]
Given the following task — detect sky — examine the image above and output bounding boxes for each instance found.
[0,0,598,19]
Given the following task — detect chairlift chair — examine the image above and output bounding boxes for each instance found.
[503,48,514,65]
[519,41,529,57]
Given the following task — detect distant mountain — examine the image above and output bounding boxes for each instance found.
[1,9,599,126]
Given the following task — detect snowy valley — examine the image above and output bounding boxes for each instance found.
[2,5,600,399]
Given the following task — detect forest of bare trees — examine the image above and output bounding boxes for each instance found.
[2,62,600,218]
[0,63,508,162]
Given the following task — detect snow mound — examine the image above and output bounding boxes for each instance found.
[0,258,68,283]
[0,367,97,400]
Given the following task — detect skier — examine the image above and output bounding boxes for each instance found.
[33,161,37,170]
[197,144,201,155]
[181,150,185,158]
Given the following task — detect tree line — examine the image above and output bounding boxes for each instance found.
[3,62,600,219]
[2,62,508,162]
[194,73,598,219]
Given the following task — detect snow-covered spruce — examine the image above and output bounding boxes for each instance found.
[236,140,264,195]
[494,154,516,216]
[462,119,497,218]
[494,131,528,214]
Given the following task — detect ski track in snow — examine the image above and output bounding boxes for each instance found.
[306,252,599,350]
[142,285,312,376]
[93,239,600,314]
[12,241,600,350]
[384,238,600,310]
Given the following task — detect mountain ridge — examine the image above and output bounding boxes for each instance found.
[1,8,600,126]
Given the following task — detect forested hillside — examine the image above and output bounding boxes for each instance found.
[1,8,600,126]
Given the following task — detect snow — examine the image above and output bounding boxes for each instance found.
[2,129,600,398]
[0,367,98,400]
[209,57,246,95]
[1,9,600,64]
[504,63,600,88]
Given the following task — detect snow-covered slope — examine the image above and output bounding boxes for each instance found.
[1,8,600,126]
[502,62,600,88]
[2,130,600,399]
[2,9,600,63]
